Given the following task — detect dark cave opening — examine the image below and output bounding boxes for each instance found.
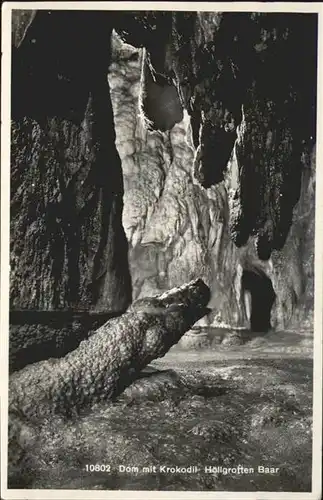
[141,79,184,131]
[241,269,276,332]
[140,57,183,132]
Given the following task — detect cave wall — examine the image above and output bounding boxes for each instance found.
[109,25,315,331]
[10,11,132,313]
[9,11,316,335]
[270,148,315,330]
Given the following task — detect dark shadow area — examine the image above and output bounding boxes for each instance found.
[9,310,125,373]
[242,269,276,332]
[11,10,113,122]
[140,56,183,132]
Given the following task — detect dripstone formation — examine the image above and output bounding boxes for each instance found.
[9,279,210,420]
[114,11,317,259]
[10,10,316,370]
[7,10,316,492]
[109,16,316,330]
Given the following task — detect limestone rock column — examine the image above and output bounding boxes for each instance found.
[10,10,132,313]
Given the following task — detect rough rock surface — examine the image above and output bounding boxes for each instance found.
[109,28,315,330]
[9,311,118,372]
[7,11,316,493]
[10,10,131,313]
[115,12,316,256]
[10,11,316,336]
[109,34,252,328]
[8,333,312,491]
[9,279,210,420]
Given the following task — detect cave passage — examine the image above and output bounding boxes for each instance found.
[242,269,276,332]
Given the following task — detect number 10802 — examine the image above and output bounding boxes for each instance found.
[85,464,111,472]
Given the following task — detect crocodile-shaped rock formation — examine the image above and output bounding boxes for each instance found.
[9,279,210,421]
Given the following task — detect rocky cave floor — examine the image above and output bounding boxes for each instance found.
[9,327,313,492]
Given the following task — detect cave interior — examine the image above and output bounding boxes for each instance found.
[242,269,276,332]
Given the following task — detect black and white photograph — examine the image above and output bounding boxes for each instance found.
[1,3,322,499]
